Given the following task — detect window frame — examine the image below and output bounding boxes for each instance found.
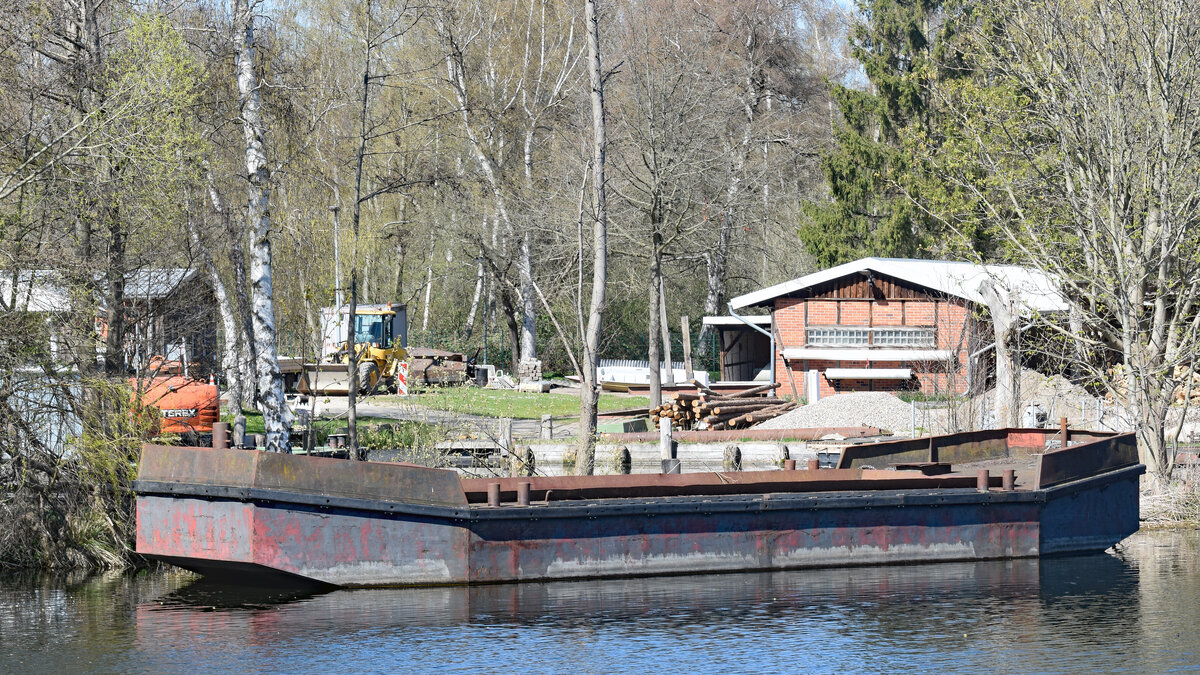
[804,325,936,348]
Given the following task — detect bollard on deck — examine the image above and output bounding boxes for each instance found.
[212,422,230,450]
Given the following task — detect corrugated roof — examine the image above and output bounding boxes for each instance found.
[730,257,1066,314]
[0,268,200,312]
[124,268,198,300]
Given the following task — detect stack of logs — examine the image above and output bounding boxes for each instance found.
[1172,365,1200,405]
[649,381,798,431]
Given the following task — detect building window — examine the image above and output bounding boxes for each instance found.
[806,326,936,347]
[807,327,869,346]
[873,328,936,347]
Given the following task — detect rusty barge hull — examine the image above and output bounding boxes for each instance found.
[134,430,1143,588]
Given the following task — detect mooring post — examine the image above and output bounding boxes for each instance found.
[1002,469,1015,491]
[977,469,990,492]
[517,481,531,506]
[722,444,741,472]
[784,459,797,471]
[660,417,680,473]
[500,418,513,456]
[212,422,230,450]
[808,458,820,471]
[233,415,246,448]
[510,445,535,477]
[487,482,501,507]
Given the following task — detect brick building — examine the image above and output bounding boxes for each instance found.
[727,258,1064,401]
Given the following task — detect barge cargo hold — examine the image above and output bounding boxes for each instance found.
[134,428,1143,588]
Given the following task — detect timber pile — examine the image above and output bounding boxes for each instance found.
[649,381,797,431]
[1113,363,1200,406]
[1172,365,1200,405]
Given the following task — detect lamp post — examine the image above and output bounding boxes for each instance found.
[329,204,342,308]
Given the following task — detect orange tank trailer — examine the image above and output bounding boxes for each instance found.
[133,376,220,434]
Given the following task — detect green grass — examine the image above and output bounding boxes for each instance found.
[896,392,966,404]
[224,412,443,447]
[375,387,651,420]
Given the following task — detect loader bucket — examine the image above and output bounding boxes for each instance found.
[297,363,380,395]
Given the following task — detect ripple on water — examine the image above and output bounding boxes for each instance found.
[2,530,1200,674]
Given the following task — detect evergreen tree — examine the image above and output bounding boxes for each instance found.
[801,0,944,267]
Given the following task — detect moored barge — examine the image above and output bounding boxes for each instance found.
[134,427,1143,588]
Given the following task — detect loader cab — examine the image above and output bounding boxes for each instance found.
[319,303,408,360]
[350,305,408,350]
[354,313,392,348]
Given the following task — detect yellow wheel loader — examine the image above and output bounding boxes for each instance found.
[298,303,408,395]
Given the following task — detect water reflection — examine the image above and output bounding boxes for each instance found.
[5,531,1200,674]
[154,578,323,611]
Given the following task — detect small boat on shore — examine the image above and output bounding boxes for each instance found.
[134,427,1143,588]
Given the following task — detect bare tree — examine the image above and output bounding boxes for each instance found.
[577,0,608,475]
[435,0,582,377]
[609,0,729,402]
[926,0,1200,485]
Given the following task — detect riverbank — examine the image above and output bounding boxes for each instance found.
[1141,479,1200,525]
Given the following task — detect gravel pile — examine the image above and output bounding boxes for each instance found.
[756,392,914,434]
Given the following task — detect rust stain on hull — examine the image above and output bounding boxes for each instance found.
[134,429,1143,588]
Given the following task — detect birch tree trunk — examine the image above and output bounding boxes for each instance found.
[187,217,244,414]
[578,0,607,476]
[517,130,541,373]
[437,17,539,367]
[421,266,432,331]
[700,141,747,357]
[206,169,255,409]
[517,234,537,369]
[700,81,748,355]
[464,256,484,340]
[233,0,287,452]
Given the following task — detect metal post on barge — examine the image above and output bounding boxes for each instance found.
[977,470,990,492]
[212,422,230,450]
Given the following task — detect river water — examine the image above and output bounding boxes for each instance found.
[3,528,1200,674]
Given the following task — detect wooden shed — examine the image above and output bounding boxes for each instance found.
[729,258,1066,401]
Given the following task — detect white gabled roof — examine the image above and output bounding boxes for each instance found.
[0,271,70,312]
[730,257,1066,314]
[701,315,771,327]
[0,268,202,313]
